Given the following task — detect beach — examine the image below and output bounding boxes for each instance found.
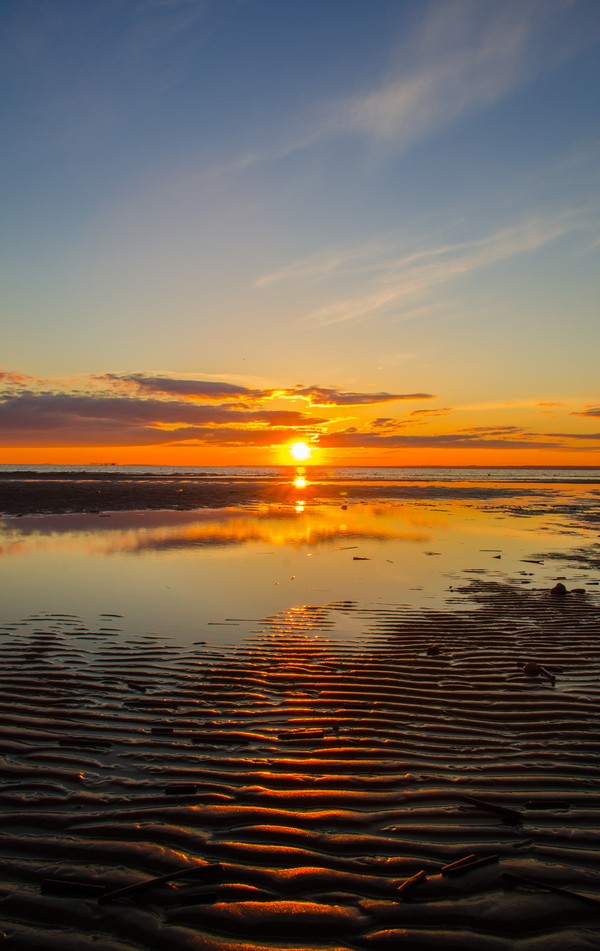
[0,471,599,949]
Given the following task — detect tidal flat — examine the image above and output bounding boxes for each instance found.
[0,474,599,949]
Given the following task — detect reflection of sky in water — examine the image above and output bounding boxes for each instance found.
[0,499,597,646]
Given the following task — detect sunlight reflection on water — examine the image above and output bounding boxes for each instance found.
[0,495,598,646]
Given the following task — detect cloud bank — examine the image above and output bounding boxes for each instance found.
[101,375,435,407]
[0,369,597,455]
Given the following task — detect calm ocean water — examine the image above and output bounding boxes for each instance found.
[1,464,600,483]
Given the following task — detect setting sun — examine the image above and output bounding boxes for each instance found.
[290,442,312,462]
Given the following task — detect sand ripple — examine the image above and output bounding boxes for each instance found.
[0,583,599,949]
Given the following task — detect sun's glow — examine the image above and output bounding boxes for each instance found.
[290,442,312,462]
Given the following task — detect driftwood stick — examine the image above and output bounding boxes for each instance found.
[441,854,476,873]
[502,872,600,907]
[396,869,427,896]
[42,879,105,898]
[445,854,499,875]
[98,863,222,904]
[459,795,522,821]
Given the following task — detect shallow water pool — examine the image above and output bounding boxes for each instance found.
[1,492,598,646]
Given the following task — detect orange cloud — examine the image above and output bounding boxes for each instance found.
[409,406,453,417]
[1,370,597,458]
[571,406,600,418]
[285,385,435,406]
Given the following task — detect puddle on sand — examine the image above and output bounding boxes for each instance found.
[0,497,598,647]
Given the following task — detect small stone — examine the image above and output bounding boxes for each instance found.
[550,583,567,596]
[426,645,440,656]
[523,661,540,677]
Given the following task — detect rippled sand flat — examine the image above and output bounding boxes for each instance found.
[0,582,599,949]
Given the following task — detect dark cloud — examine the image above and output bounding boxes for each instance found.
[0,393,324,446]
[455,425,528,436]
[369,417,402,429]
[410,406,453,417]
[0,423,309,449]
[103,374,273,402]
[319,430,563,450]
[289,386,435,406]
[544,432,600,440]
[571,407,600,418]
[0,392,324,427]
[106,376,436,407]
[1,372,588,454]
[161,428,316,447]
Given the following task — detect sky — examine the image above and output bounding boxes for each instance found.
[1,0,600,467]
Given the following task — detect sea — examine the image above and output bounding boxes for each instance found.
[2,464,600,482]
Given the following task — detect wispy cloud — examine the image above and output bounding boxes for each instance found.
[255,242,383,289]
[273,0,573,161]
[200,0,581,183]
[260,212,581,326]
[325,0,537,147]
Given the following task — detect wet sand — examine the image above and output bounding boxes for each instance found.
[1,580,600,949]
[2,470,600,517]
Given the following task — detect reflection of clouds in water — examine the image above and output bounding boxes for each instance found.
[116,525,431,554]
[0,506,432,558]
[0,538,30,558]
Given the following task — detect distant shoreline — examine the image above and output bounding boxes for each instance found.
[2,464,600,472]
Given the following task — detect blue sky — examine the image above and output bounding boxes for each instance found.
[1,0,600,464]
